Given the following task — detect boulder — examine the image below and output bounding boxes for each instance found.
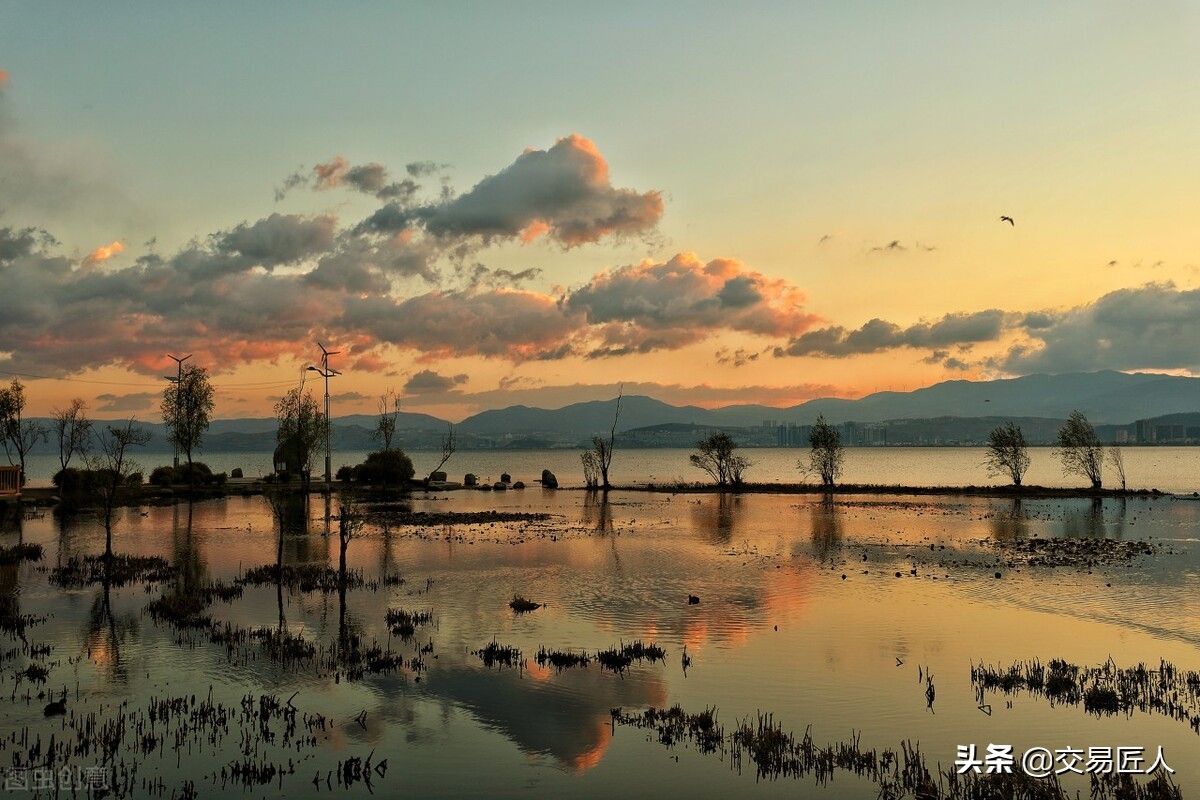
[540,469,558,489]
[513,481,525,490]
[500,472,511,483]
[429,470,447,483]
[231,468,244,479]
[493,481,508,491]
[464,473,478,487]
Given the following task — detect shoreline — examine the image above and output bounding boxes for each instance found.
[5,480,1174,509]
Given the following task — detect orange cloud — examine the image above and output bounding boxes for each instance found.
[314,156,349,189]
[520,220,550,243]
[84,240,125,265]
[0,70,9,88]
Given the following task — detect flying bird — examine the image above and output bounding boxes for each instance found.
[999,216,1014,226]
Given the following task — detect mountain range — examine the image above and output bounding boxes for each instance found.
[18,371,1200,453]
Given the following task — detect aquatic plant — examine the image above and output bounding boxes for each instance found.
[509,595,541,613]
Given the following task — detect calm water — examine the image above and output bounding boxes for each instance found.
[20,446,1200,494]
[2,489,1198,797]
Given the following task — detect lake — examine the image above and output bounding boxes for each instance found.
[2,488,1198,797]
[18,445,1200,494]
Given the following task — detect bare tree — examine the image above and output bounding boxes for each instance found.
[87,418,151,561]
[802,415,844,488]
[52,397,93,472]
[1057,410,1104,489]
[427,423,456,479]
[588,387,623,490]
[690,432,750,488]
[581,450,601,490]
[375,388,401,451]
[0,378,49,486]
[1107,445,1127,491]
[161,364,215,487]
[983,422,1031,487]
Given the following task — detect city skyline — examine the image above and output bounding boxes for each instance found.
[2,3,1198,421]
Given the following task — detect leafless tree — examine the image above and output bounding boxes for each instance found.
[275,385,327,487]
[52,397,93,472]
[588,387,622,490]
[428,424,456,479]
[1057,410,1104,489]
[87,418,151,561]
[581,450,601,489]
[983,422,1031,486]
[375,388,401,451]
[1107,445,1127,491]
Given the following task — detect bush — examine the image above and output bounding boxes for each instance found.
[352,449,415,486]
[149,466,177,487]
[180,461,213,485]
[126,471,143,487]
[335,465,354,482]
[53,467,86,492]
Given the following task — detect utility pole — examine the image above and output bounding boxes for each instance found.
[306,342,340,486]
[166,353,192,469]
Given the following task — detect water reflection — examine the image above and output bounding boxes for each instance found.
[1061,497,1116,539]
[989,499,1030,542]
[690,493,743,545]
[581,492,613,533]
[810,496,843,561]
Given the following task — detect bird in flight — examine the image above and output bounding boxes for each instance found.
[999,215,1015,226]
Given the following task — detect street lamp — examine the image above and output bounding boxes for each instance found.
[306,341,340,485]
[166,353,192,469]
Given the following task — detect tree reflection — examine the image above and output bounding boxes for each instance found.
[810,495,843,562]
[690,493,741,545]
[1061,497,1107,538]
[581,491,612,533]
[989,499,1029,542]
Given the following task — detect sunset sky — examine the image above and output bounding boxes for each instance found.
[2,2,1199,421]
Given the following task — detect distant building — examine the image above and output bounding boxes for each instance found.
[1135,419,1156,443]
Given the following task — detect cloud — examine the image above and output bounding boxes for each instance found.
[403,369,469,395]
[715,347,760,367]
[0,70,8,90]
[996,283,1200,374]
[83,240,124,265]
[869,240,905,253]
[216,213,337,269]
[410,134,663,247]
[329,391,370,402]
[567,253,818,356]
[95,392,158,412]
[439,380,847,413]
[775,310,1009,358]
[341,289,581,362]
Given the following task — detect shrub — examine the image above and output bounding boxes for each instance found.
[335,464,355,482]
[149,466,178,487]
[352,449,415,486]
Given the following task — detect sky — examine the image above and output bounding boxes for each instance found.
[2,1,1199,421]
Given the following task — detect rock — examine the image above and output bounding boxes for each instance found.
[513,481,525,489]
[464,473,478,487]
[430,471,447,483]
[231,468,244,478]
[541,469,558,489]
[493,481,508,491]
[500,473,511,483]
[687,595,700,605]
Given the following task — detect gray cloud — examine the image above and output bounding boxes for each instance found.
[95,392,158,412]
[775,310,1009,358]
[996,283,1200,374]
[412,134,662,247]
[567,253,818,356]
[403,369,469,395]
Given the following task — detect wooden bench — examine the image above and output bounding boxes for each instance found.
[0,466,19,497]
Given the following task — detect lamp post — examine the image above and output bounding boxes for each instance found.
[166,353,192,469]
[307,342,340,486]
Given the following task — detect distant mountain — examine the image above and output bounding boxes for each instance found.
[16,372,1200,455]
[455,371,1200,436]
[456,396,721,436]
